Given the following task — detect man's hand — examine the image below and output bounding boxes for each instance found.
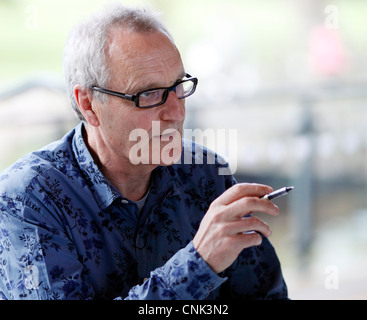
[193,183,279,274]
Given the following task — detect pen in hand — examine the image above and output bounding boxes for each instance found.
[261,186,294,201]
[242,186,294,235]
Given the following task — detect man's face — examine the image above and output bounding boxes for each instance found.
[92,28,186,168]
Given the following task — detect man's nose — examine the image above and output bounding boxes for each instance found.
[160,91,185,121]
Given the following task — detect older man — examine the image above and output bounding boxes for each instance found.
[0,4,288,299]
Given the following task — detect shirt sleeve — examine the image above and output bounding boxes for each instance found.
[0,191,226,300]
[124,241,227,300]
[0,192,95,300]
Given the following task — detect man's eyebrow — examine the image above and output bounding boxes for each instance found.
[136,72,187,92]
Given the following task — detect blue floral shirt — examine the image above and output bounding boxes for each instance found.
[0,122,287,300]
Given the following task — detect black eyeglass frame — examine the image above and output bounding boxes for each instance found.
[90,73,198,109]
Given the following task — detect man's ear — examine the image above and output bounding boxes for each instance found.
[74,85,100,127]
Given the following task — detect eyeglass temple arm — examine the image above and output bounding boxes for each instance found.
[90,86,134,101]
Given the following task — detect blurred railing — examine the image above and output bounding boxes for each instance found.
[186,78,367,268]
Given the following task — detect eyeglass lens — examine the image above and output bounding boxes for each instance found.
[138,80,195,107]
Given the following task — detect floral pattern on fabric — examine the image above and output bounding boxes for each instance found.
[0,122,287,300]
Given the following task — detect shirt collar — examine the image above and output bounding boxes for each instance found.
[71,122,180,210]
[71,122,121,209]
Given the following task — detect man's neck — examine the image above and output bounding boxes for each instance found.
[102,167,152,202]
[83,124,154,201]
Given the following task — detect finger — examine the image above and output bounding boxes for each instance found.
[225,216,272,237]
[215,183,273,206]
[226,196,279,219]
[227,231,264,252]
[239,231,263,248]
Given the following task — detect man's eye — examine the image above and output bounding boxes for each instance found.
[140,91,152,98]
[140,90,161,99]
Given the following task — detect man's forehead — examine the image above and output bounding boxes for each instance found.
[106,27,184,90]
[107,27,174,57]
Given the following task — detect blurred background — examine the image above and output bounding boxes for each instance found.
[1,0,367,299]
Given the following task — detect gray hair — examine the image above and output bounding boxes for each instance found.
[63,3,174,121]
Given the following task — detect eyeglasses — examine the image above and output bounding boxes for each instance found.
[90,73,198,109]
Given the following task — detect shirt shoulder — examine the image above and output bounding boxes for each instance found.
[0,127,77,196]
[172,139,235,185]
[163,140,235,204]
[180,139,233,175]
